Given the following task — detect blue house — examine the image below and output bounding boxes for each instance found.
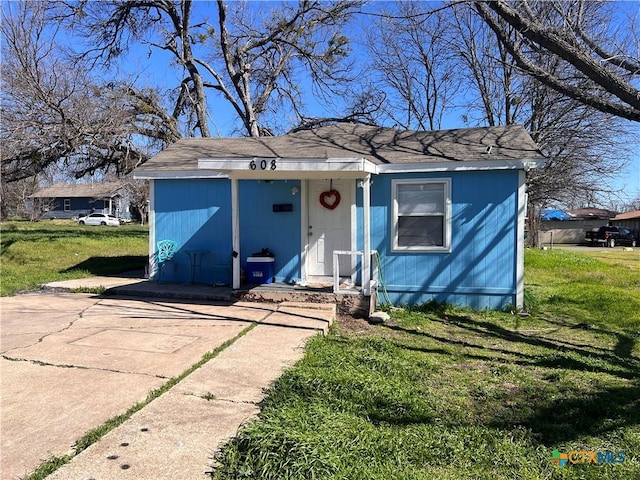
[134,124,545,310]
[28,182,131,220]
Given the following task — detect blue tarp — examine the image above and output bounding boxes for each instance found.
[542,209,572,221]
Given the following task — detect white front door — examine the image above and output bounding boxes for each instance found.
[307,179,353,278]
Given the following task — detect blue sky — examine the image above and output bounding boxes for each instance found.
[81,0,640,206]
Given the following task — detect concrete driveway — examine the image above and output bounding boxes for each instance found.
[0,292,333,480]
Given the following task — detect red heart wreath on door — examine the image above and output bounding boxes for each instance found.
[319,189,341,210]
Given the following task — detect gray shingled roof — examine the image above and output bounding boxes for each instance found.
[29,181,126,199]
[136,124,544,174]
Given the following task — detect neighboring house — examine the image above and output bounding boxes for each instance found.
[566,208,617,220]
[28,182,131,220]
[134,124,545,310]
[539,207,619,245]
[611,210,640,241]
[567,207,617,231]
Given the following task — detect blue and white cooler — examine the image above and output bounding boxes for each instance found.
[246,256,275,284]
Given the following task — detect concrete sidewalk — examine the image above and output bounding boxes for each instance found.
[1,290,333,480]
[43,273,234,302]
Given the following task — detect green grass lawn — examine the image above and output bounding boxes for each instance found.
[210,247,640,479]
[2,222,638,479]
[1,220,149,296]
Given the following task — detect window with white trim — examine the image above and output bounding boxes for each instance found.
[64,199,71,211]
[392,179,451,251]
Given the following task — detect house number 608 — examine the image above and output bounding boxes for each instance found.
[250,160,277,170]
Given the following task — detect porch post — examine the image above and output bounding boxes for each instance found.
[148,180,156,279]
[231,177,241,289]
[362,175,372,296]
[516,169,526,308]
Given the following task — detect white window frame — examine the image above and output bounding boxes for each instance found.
[391,178,451,252]
[63,199,71,211]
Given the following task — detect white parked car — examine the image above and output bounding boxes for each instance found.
[77,213,120,226]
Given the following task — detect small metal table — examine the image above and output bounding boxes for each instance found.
[184,250,208,283]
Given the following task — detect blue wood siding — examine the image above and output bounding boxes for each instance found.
[42,197,130,219]
[43,198,96,219]
[153,179,301,284]
[239,180,302,283]
[154,179,232,283]
[361,170,519,309]
[153,171,519,308]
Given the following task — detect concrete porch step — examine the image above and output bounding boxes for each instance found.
[261,301,335,335]
[42,276,368,318]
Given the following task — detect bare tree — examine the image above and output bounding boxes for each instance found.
[1,176,41,220]
[474,0,640,122]
[4,0,636,219]
[287,83,386,133]
[123,178,150,225]
[0,1,179,183]
[447,3,628,206]
[448,5,527,126]
[59,0,363,137]
[365,2,458,130]
[366,2,631,245]
[465,3,630,245]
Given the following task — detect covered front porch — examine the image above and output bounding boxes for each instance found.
[195,156,379,298]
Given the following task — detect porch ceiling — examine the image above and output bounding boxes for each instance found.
[197,157,378,180]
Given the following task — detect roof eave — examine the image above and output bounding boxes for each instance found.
[377,158,546,174]
[197,157,379,179]
[133,170,229,180]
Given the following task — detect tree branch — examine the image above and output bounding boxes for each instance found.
[474,1,640,122]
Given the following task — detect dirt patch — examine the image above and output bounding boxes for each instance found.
[233,290,371,318]
[335,313,374,335]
